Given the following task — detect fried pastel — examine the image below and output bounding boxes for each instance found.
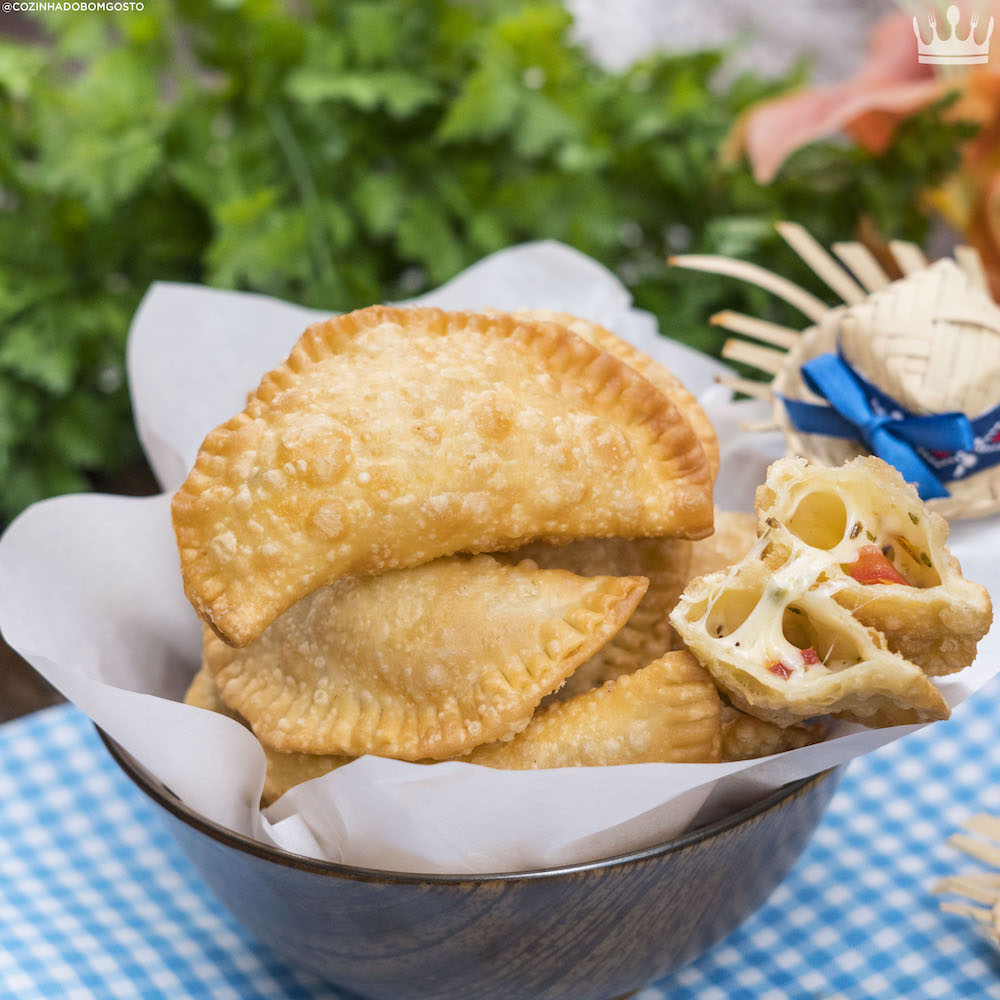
[464,651,722,769]
[756,457,992,676]
[720,706,824,761]
[685,509,758,583]
[501,536,690,698]
[205,555,648,760]
[173,306,713,647]
[513,309,720,480]
[670,555,950,728]
[183,667,350,807]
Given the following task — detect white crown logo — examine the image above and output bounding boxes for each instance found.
[913,5,994,64]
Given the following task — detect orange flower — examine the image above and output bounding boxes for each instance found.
[737,5,1000,294]
[926,70,1000,290]
[739,12,942,184]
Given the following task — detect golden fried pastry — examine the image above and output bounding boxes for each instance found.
[464,651,722,769]
[173,306,714,647]
[205,555,648,760]
[501,536,690,698]
[720,705,824,761]
[513,309,720,480]
[685,509,758,582]
[756,457,992,676]
[183,667,350,806]
[670,547,950,728]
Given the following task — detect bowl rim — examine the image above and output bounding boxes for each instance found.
[98,726,836,885]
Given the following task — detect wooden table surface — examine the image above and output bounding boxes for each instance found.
[0,639,63,723]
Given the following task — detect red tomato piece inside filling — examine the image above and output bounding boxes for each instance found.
[767,660,792,679]
[847,544,908,586]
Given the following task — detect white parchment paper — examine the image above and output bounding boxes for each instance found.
[0,241,996,874]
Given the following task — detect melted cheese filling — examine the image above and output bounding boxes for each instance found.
[781,475,941,588]
[694,476,941,691]
[696,533,847,692]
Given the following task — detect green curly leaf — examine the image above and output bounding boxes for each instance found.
[288,70,440,118]
[0,0,970,521]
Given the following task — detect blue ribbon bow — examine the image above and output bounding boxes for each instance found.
[780,353,974,500]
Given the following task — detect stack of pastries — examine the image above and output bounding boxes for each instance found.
[172,307,992,805]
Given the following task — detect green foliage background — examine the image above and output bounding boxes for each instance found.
[0,0,972,519]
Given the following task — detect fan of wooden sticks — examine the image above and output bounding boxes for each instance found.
[672,223,1000,520]
[935,813,1000,951]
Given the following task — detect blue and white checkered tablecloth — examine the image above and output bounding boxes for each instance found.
[3,691,1000,1000]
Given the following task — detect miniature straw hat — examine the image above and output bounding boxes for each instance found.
[673,223,1000,520]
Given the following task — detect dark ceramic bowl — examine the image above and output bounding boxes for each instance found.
[99,730,840,1000]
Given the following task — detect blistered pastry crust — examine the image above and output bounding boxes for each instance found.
[464,650,722,769]
[720,706,824,761]
[503,535,690,698]
[173,306,714,647]
[204,556,648,761]
[513,309,720,480]
[684,509,758,583]
[183,666,350,806]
